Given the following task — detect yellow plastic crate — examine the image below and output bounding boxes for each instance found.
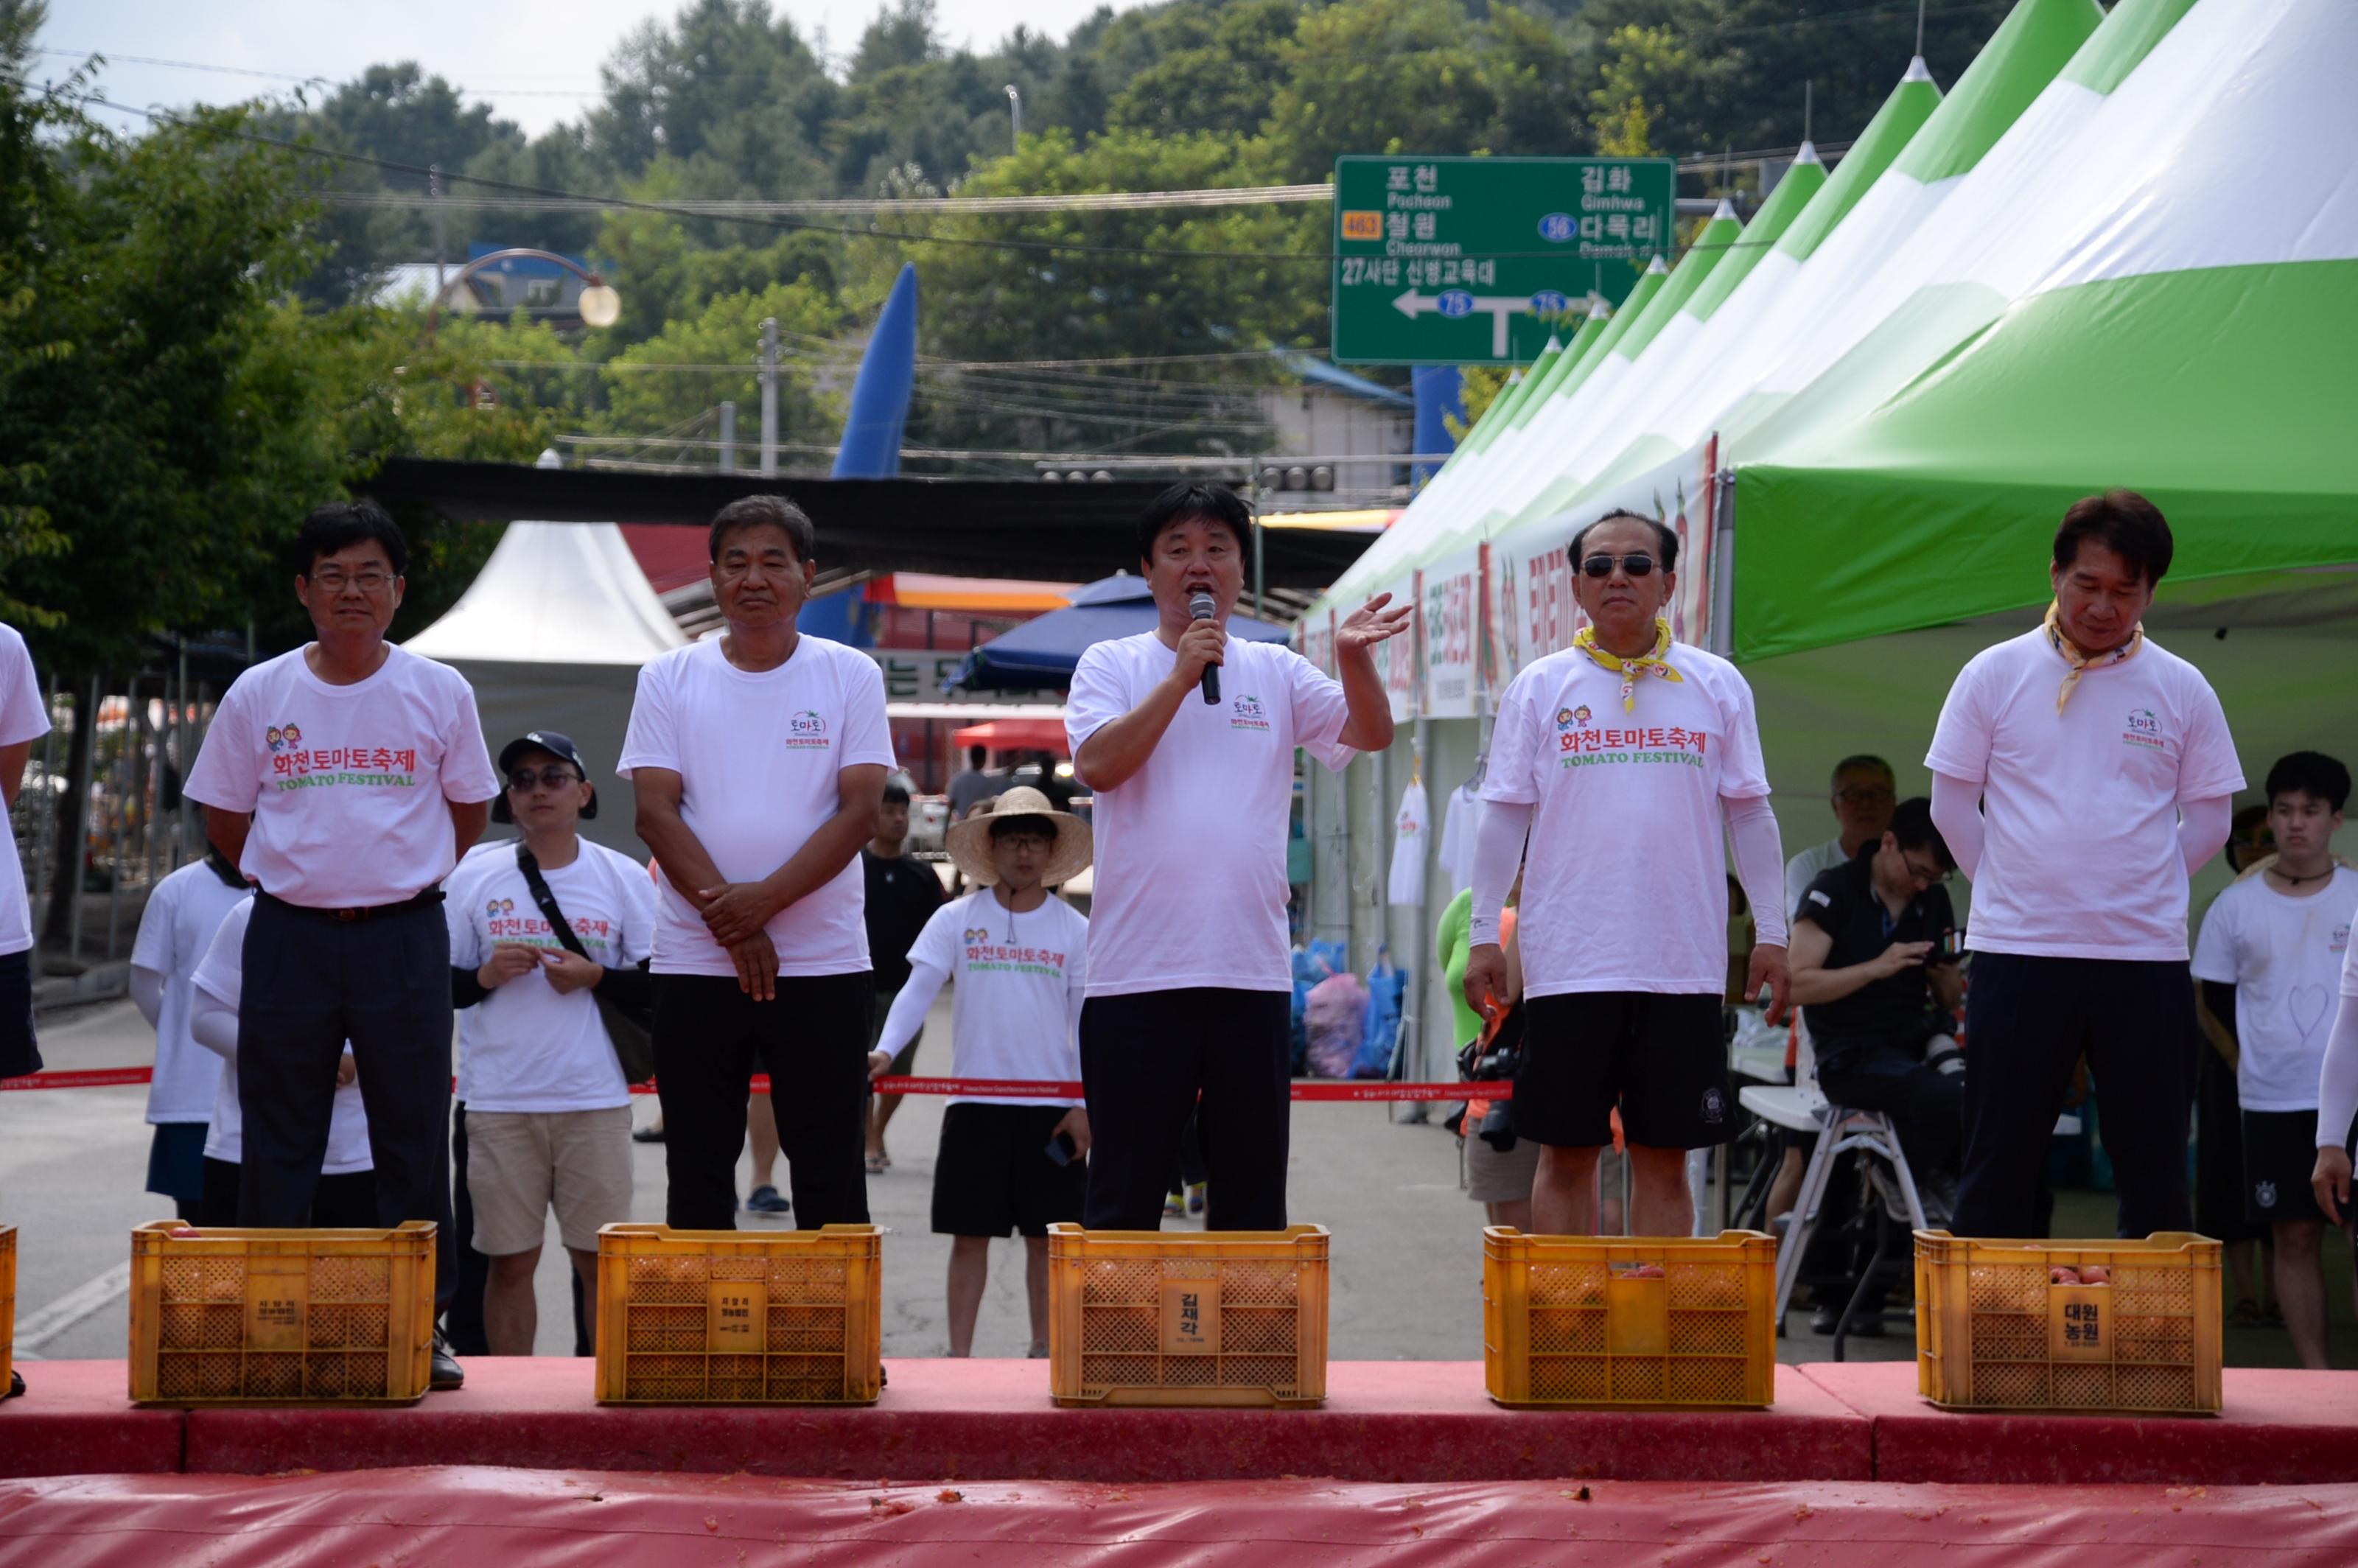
[1482,1228,1777,1409]
[1047,1224,1328,1408]
[127,1220,435,1405]
[1914,1230,2222,1414]
[1,1225,15,1394]
[594,1224,881,1404]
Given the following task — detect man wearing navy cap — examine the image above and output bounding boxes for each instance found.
[447,730,655,1357]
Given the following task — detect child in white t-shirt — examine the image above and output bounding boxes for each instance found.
[2191,752,2356,1369]
[869,788,1089,1358]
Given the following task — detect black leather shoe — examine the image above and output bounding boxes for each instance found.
[431,1329,466,1390]
[1811,1303,1884,1337]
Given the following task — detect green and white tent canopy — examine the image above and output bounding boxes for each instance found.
[1304,0,2355,811]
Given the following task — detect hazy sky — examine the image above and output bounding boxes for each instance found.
[34,1,1154,139]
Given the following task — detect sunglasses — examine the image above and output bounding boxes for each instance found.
[1579,553,1657,579]
[508,766,582,791]
[1900,853,1951,886]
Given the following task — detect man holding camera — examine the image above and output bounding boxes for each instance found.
[1788,797,1966,1197]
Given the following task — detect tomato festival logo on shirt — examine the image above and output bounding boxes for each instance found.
[1555,706,1592,730]
[786,709,832,750]
[265,718,419,791]
[486,897,515,917]
[2123,708,2166,751]
[1556,721,1709,771]
[960,931,1070,977]
[1229,694,1270,732]
[2335,924,2351,954]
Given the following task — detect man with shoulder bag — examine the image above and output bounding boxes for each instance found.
[447,732,657,1356]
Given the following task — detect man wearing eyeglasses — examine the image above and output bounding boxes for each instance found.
[1465,509,1791,1237]
[1785,757,1897,920]
[186,500,500,1390]
[1789,797,1965,1189]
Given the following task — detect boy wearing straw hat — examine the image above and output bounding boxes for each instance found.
[868,786,1091,1357]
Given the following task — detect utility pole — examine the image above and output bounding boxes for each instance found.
[430,163,447,295]
[1005,85,1022,152]
[718,400,738,472]
[758,318,779,477]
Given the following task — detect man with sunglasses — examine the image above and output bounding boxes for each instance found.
[447,732,654,1357]
[186,500,500,1390]
[1465,509,1790,1237]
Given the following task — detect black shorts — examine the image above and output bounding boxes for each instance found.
[1511,991,1733,1150]
[931,1102,1088,1238]
[2243,1107,2329,1226]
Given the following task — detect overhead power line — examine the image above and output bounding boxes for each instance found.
[321,184,1334,216]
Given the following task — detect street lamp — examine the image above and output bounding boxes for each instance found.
[1005,85,1021,152]
[427,247,620,331]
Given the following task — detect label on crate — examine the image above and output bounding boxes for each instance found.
[708,1280,767,1353]
[1160,1279,1220,1355]
[2049,1286,2110,1362]
[242,1265,308,1353]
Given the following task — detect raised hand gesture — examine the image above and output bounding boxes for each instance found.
[1336,592,1413,657]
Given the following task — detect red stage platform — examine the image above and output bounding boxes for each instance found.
[6,1359,2358,1489]
[4,1467,2355,1568]
[1797,1360,2358,1487]
[1,1360,1870,1484]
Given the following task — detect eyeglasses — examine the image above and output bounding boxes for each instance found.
[508,767,582,791]
[1836,785,1895,805]
[994,833,1054,854]
[308,569,394,594]
[1579,553,1656,579]
[1900,853,1951,887]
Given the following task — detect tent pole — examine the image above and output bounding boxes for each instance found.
[1708,452,1738,659]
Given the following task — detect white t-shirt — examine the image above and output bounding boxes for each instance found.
[1388,779,1429,907]
[1067,631,1354,995]
[617,636,895,978]
[2191,868,2358,1112]
[129,860,253,1124]
[190,898,371,1172]
[0,623,52,957]
[909,890,1088,1107]
[1925,629,2244,962]
[1482,641,1771,996]
[1785,836,1847,925]
[183,645,499,909]
[447,838,657,1113]
[1436,782,1480,900]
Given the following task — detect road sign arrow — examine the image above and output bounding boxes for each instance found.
[1390,290,1550,355]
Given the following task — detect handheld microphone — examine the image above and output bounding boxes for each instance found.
[1189,591,1220,704]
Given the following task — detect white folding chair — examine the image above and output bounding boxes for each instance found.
[1738,1018,1928,1334]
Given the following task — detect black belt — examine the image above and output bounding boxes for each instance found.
[258,888,445,923]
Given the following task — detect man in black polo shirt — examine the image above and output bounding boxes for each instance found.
[1789,797,1965,1188]
[864,775,945,1169]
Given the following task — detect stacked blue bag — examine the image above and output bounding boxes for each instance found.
[1354,947,1404,1079]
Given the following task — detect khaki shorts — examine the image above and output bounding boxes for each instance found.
[467,1106,634,1255]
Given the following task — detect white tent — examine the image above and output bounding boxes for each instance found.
[406,521,687,854]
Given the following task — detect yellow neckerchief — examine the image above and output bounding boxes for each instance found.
[1572,615,1683,713]
[2043,599,2143,714]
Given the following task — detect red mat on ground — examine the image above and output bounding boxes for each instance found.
[1797,1361,2358,1486]
[5,1468,2355,1567]
[171,1358,1869,1483]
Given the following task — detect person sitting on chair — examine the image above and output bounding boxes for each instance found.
[1788,796,1965,1334]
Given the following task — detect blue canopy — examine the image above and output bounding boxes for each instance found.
[945,575,1295,692]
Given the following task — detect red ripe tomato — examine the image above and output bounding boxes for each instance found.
[2078,1264,2111,1285]
[2049,1266,2081,1285]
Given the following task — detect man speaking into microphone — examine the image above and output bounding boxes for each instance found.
[1067,483,1410,1229]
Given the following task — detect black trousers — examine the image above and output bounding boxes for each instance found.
[200,1157,377,1228]
[0,947,38,1079]
[1080,988,1292,1231]
[1816,1040,1965,1179]
[1955,953,2194,1240]
[651,972,872,1232]
[237,895,458,1307]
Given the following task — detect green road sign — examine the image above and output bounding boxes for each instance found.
[1332,155,1676,365]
